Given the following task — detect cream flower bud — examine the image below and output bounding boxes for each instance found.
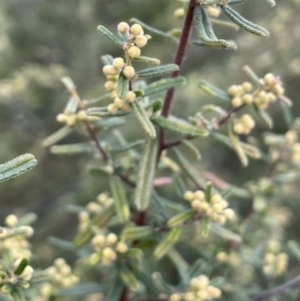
[113,57,125,69]
[206,6,221,18]
[107,103,118,114]
[264,73,275,84]
[194,190,205,200]
[223,208,235,220]
[242,81,253,92]
[92,234,106,248]
[118,22,130,34]
[77,110,88,121]
[54,258,66,267]
[174,8,185,19]
[233,123,244,135]
[126,91,136,103]
[241,114,255,129]
[5,214,18,228]
[215,215,226,224]
[102,247,117,261]
[264,253,276,265]
[128,46,141,58]
[196,275,209,289]
[191,199,202,211]
[169,293,182,301]
[199,202,209,211]
[273,84,284,95]
[123,66,135,79]
[103,65,119,76]
[104,81,116,92]
[207,286,221,298]
[184,191,194,201]
[228,85,240,96]
[56,113,67,123]
[232,97,243,107]
[130,24,143,36]
[114,97,124,108]
[116,242,128,253]
[183,292,194,301]
[106,233,118,245]
[211,194,222,204]
[135,35,148,48]
[40,283,53,297]
[121,103,130,112]
[212,203,224,213]
[216,251,228,262]
[66,115,77,127]
[242,93,253,104]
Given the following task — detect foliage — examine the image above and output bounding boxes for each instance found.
[1,1,300,301]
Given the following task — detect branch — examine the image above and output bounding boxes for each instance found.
[249,274,300,301]
[158,0,197,160]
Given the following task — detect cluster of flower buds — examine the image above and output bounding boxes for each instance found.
[169,275,221,301]
[263,240,288,277]
[184,191,235,225]
[228,81,253,108]
[90,232,128,265]
[215,251,241,266]
[0,215,34,260]
[38,258,79,298]
[233,114,255,135]
[78,193,114,232]
[102,22,151,114]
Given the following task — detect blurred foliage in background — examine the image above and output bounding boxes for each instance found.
[0,0,299,268]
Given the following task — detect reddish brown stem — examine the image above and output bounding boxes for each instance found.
[157,0,197,160]
[120,287,130,301]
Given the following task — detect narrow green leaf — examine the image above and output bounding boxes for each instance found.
[228,0,248,3]
[167,209,196,228]
[0,154,37,183]
[64,97,78,114]
[288,241,300,262]
[210,223,242,243]
[152,115,208,137]
[42,126,73,147]
[130,18,178,42]
[189,259,208,279]
[173,149,206,189]
[54,283,105,297]
[173,174,187,197]
[14,258,29,276]
[143,77,186,96]
[280,101,293,128]
[117,72,129,99]
[87,107,130,117]
[205,182,212,203]
[182,140,201,160]
[194,6,237,50]
[122,226,154,240]
[97,25,124,47]
[101,55,114,66]
[48,236,77,253]
[84,93,111,106]
[138,64,179,78]
[131,101,156,139]
[167,248,190,284]
[51,143,93,155]
[198,80,231,101]
[119,264,140,292]
[10,288,26,301]
[17,213,37,226]
[154,228,182,260]
[228,128,248,166]
[151,99,163,113]
[133,56,161,65]
[152,272,174,295]
[110,140,145,153]
[105,276,123,301]
[221,5,270,38]
[134,137,158,211]
[110,177,130,223]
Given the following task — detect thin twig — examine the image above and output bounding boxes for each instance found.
[249,274,300,301]
[157,0,197,161]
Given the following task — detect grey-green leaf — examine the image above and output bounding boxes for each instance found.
[152,115,209,137]
[117,72,129,99]
[51,143,93,155]
[199,80,231,101]
[97,25,124,47]
[134,137,158,211]
[133,56,161,65]
[138,64,179,79]
[130,101,156,139]
[42,126,73,147]
[0,154,37,183]
[143,77,186,96]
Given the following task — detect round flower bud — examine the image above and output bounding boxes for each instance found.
[66,115,77,127]
[267,92,277,102]
[54,258,66,267]
[183,292,194,301]
[104,81,115,92]
[191,199,202,211]
[216,251,228,262]
[174,8,185,19]
[264,253,276,265]
[233,123,244,135]
[264,73,275,84]
[206,6,221,18]
[116,242,128,253]
[211,194,222,204]
[135,35,148,48]
[130,24,143,36]
[106,233,118,245]
[126,91,136,103]
[232,97,243,107]
[194,190,205,200]
[103,65,119,76]
[199,202,209,211]
[113,57,125,69]
[268,240,281,253]
[212,203,224,213]
[128,46,141,58]
[77,110,88,121]
[114,97,124,108]
[196,275,209,289]
[5,214,18,228]
[184,191,194,201]
[228,85,240,96]
[207,286,221,298]
[197,290,209,299]
[273,84,284,96]
[102,247,117,261]
[60,265,71,276]
[110,90,118,98]
[242,81,253,92]
[123,66,135,79]
[215,215,226,224]
[169,293,182,301]
[87,201,102,213]
[118,22,130,34]
[92,234,106,249]
[56,113,67,123]
[40,283,53,297]
[223,208,235,220]
[121,103,130,112]
[242,93,253,104]
[242,114,255,129]
[107,103,118,114]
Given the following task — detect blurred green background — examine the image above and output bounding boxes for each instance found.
[0,0,300,266]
